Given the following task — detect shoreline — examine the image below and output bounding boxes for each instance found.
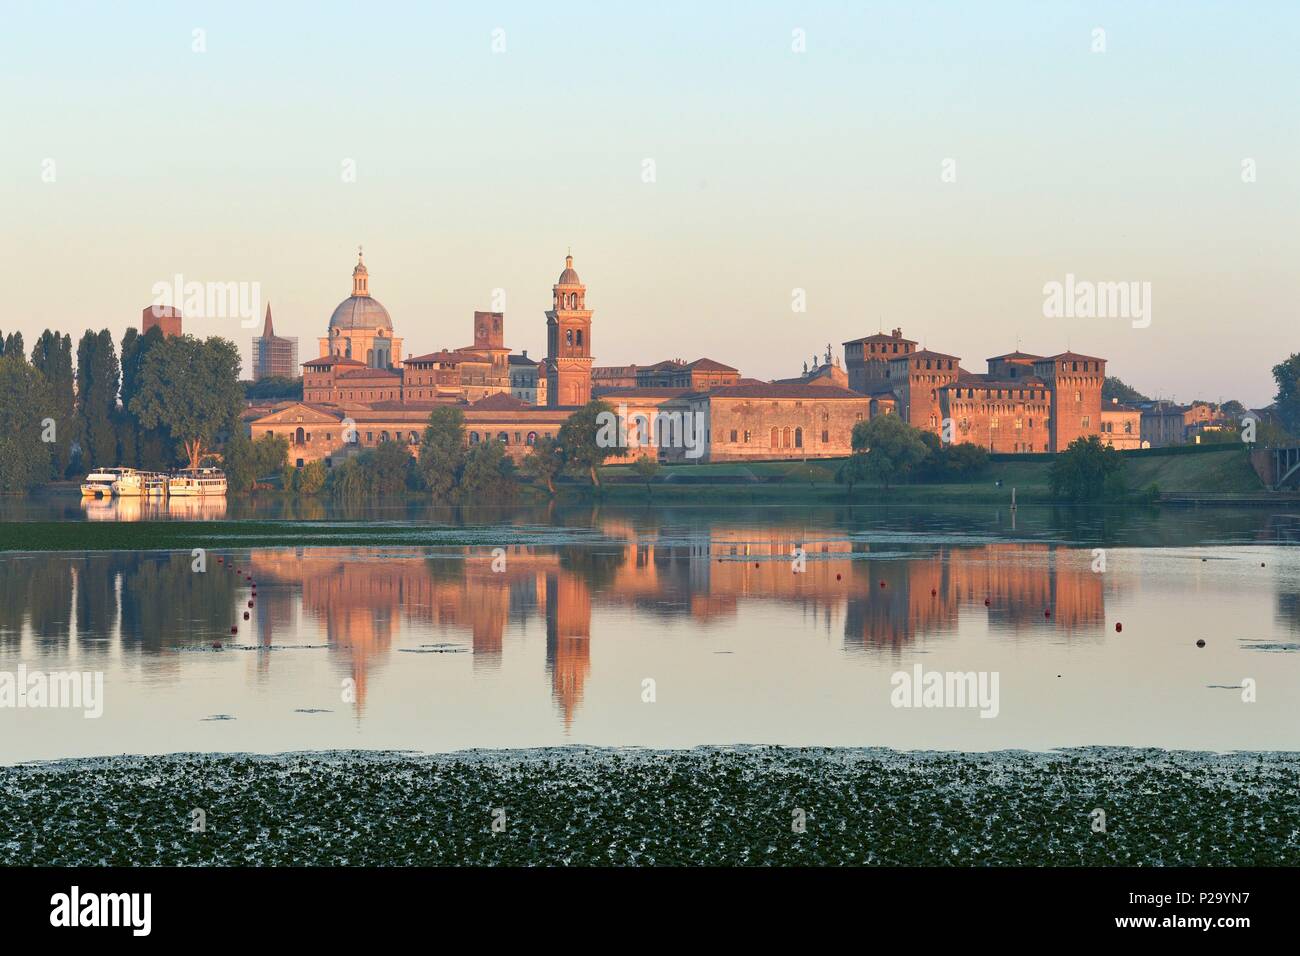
[3,746,1297,866]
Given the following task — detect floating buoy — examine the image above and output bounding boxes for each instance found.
[230,626,238,634]
[1261,562,1266,568]
[1196,639,1206,647]
[212,641,222,650]
[755,562,760,568]
[931,588,937,597]
[879,580,886,588]
[1115,622,1123,633]
[243,612,249,620]
[1044,609,1052,619]
[217,558,224,565]
[835,573,841,581]
[984,598,990,607]
[247,600,254,608]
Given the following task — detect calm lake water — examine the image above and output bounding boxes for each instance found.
[3,502,1300,762]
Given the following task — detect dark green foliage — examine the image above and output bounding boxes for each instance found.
[849,414,931,488]
[915,435,990,482]
[521,435,564,494]
[557,400,616,486]
[244,376,303,401]
[1102,376,1148,404]
[1048,435,1126,500]
[2,748,1296,865]
[75,329,120,467]
[28,330,75,477]
[459,440,518,503]
[417,406,466,500]
[129,335,243,469]
[0,354,55,493]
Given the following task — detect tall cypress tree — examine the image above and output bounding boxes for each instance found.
[120,325,171,468]
[30,330,76,478]
[76,329,121,467]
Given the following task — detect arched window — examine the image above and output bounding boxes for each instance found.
[782,427,792,448]
[526,431,537,446]
[794,427,803,448]
[469,431,480,444]
[576,329,583,348]
[498,432,509,444]
[294,427,304,445]
[770,427,779,448]
[565,329,573,346]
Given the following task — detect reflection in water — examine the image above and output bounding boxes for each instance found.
[2,514,1299,760]
[80,496,228,521]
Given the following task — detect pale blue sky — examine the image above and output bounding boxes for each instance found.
[2,1,1296,405]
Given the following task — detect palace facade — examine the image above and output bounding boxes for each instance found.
[843,328,1113,453]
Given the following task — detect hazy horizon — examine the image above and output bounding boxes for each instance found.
[3,1,1297,407]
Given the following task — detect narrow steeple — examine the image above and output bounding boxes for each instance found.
[352,246,369,296]
[261,303,274,338]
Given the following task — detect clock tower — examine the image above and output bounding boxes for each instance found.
[544,254,593,407]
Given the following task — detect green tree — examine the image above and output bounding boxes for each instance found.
[915,434,990,481]
[1102,376,1149,404]
[460,440,517,502]
[76,329,121,467]
[29,330,75,478]
[119,326,172,469]
[0,353,55,493]
[129,335,243,470]
[222,433,257,493]
[1048,435,1126,500]
[558,400,616,487]
[835,451,870,495]
[631,454,659,496]
[297,460,327,495]
[521,435,564,495]
[3,332,24,359]
[849,414,931,488]
[244,376,303,401]
[417,406,466,499]
[367,440,414,495]
[1272,353,1300,436]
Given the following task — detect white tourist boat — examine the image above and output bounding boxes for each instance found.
[168,467,228,497]
[80,467,137,498]
[112,471,145,497]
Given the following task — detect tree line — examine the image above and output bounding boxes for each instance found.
[0,326,243,493]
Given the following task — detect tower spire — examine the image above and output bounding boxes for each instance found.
[262,302,274,338]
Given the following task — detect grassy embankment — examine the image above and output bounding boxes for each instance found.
[2,747,1296,865]
[597,443,1265,503]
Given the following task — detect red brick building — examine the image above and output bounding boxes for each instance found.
[141,305,182,338]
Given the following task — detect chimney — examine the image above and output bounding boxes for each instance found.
[521,349,528,358]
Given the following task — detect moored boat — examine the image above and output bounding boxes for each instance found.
[80,467,137,498]
[168,467,227,497]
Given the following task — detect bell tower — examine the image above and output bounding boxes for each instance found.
[544,253,593,407]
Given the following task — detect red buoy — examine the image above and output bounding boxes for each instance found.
[243,611,249,620]
[1044,609,1052,619]
[230,626,237,634]
[1115,622,1123,633]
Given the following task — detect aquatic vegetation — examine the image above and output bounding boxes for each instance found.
[1,747,1295,866]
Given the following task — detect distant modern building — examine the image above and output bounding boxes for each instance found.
[252,304,299,381]
[141,305,182,338]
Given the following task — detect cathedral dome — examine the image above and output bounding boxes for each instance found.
[329,295,392,331]
[329,250,393,330]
